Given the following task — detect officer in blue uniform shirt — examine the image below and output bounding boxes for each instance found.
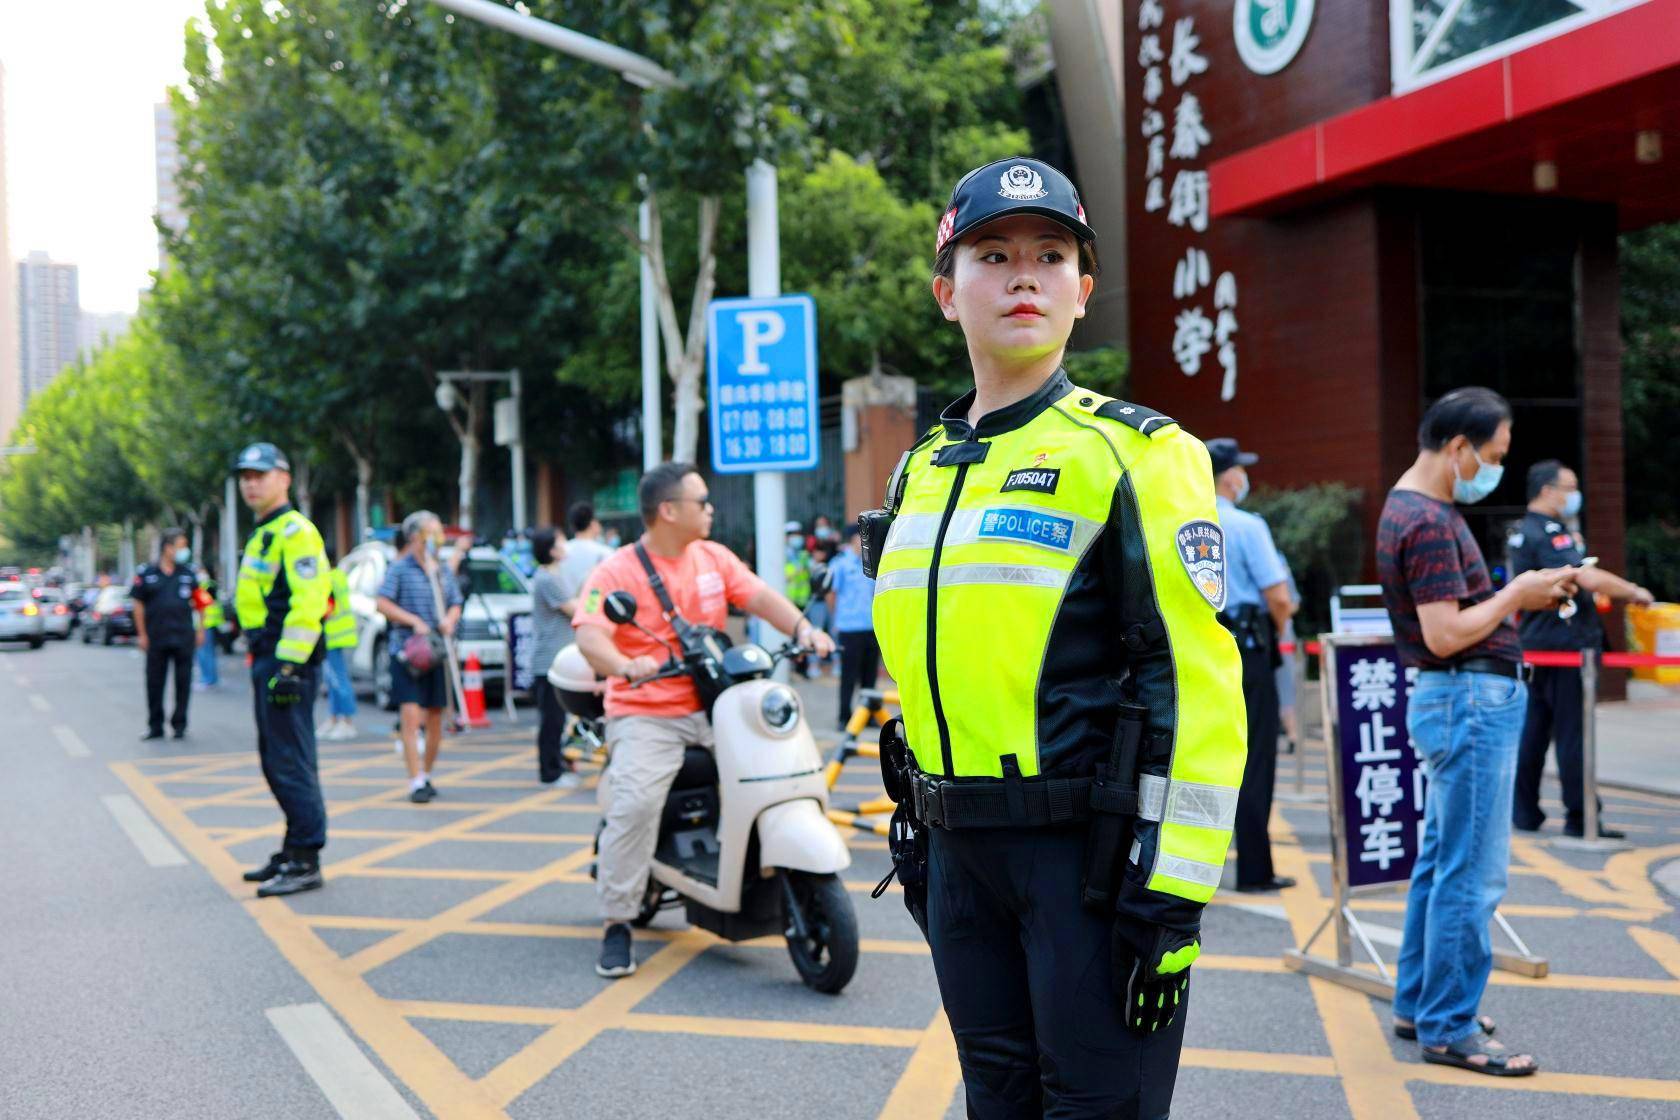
[1210,439,1298,892]
[1508,460,1652,839]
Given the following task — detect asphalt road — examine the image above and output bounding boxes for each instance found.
[3,635,1678,1120]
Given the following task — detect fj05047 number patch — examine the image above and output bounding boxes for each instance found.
[1176,520,1227,611]
[1001,467,1061,495]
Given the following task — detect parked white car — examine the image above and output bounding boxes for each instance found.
[0,581,46,648]
[339,541,533,710]
[32,587,74,640]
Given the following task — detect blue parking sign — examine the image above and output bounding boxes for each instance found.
[706,294,819,474]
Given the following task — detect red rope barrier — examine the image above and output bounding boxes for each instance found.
[1273,642,1680,668]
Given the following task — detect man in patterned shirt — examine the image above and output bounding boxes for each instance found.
[1376,387,1575,1079]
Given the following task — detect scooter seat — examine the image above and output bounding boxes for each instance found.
[673,746,719,790]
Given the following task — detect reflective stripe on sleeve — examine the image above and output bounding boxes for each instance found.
[1152,852,1224,889]
[1137,774,1240,830]
[875,562,1068,593]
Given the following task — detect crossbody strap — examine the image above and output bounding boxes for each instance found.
[633,542,679,622]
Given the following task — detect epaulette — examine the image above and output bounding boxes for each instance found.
[1062,387,1176,437]
[1093,399,1175,436]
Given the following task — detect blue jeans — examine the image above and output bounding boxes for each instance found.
[195,636,219,686]
[324,646,357,718]
[1393,668,1526,1048]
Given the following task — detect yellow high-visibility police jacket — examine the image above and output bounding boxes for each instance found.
[236,505,331,665]
[872,369,1246,925]
[324,568,358,651]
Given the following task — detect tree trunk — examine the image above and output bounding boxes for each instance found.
[335,427,375,548]
[626,191,721,465]
[295,460,313,521]
[439,379,486,533]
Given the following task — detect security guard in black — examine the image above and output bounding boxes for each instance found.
[1507,460,1652,838]
[132,535,200,740]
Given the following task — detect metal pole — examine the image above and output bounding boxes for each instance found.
[509,369,527,533]
[1581,648,1599,842]
[222,476,238,594]
[425,0,679,88]
[747,159,787,609]
[640,195,662,470]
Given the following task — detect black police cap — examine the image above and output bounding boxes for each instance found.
[1206,438,1259,476]
[232,442,291,474]
[936,157,1094,256]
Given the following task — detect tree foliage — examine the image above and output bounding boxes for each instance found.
[3,0,1044,549]
[1619,223,1680,598]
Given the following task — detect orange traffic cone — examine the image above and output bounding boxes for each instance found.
[460,652,493,729]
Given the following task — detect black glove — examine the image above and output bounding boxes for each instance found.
[1111,917,1199,1035]
[267,663,306,707]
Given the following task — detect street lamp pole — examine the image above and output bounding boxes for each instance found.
[421,0,785,595]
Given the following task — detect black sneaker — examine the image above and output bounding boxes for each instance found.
[596,922,636,978]
[423,780,438,799]
[256,861,323,897]
[242,851,286,882]
[171,728,186,740]
[140,730,164,742]
[410,783,436,804]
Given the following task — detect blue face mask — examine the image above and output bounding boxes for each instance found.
[174,547,192,565]
[1452,446,1503,504]
[1562,490,1582,518]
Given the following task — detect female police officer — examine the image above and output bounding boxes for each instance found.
[865,158,1247,1118]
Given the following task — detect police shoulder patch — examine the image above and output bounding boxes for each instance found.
[282,519,302,537]
[1095,399,1175,437]
[1175,520,1227,611]
[293,554,319,580]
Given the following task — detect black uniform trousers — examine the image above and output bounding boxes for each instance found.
[1514,664,1597,831]
[535,679,574,783]
[251,654,328,854]
[1233,642,1281,887]
[925,825,1187,1120]
[837,629,881,726]
[145,643,194,735]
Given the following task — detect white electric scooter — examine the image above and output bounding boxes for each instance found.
[549,589,858,993]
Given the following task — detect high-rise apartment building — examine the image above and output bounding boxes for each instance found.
[0,60,20,444]
[154,102,186,261]
[17,251,80,407]
[78,310,132,360]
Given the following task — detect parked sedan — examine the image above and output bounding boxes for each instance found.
[82,585,138,645]
[32,587,74,640]
[0,582,46,648]
[338,541,532,710]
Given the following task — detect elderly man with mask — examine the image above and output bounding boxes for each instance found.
[376,511,464,803]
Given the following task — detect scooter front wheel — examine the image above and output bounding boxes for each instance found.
[779,870,859,994]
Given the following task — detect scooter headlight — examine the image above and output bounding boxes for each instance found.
[760,685,800,735]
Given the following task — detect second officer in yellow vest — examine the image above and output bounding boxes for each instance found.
[318,567,361,740]
[232,441,333,897]
[865,158,1246,1118]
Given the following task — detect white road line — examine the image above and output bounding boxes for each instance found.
[52,725,91,758]
[265,1003,421,1120]
[100,794,188,867]
[29,693,50,712]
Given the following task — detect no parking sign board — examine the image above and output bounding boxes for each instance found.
[706,294,819,475]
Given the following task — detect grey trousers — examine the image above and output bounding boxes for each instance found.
[597,711,714,921]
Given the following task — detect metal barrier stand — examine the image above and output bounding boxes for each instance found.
[1552,648,1633,853]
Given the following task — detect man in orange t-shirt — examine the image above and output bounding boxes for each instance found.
[573,462,835,977]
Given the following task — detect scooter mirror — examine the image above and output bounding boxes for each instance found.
[603,590,639,625]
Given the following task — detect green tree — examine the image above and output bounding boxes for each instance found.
[1619,224,1680,597]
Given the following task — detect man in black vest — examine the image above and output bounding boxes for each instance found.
[1509,460,1652,839]
[131,528,202,741]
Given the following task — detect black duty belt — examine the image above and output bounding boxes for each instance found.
[910,771,1095,830]
[1430,656,1533,683]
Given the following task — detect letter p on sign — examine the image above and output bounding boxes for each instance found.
[734,310,786,375]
